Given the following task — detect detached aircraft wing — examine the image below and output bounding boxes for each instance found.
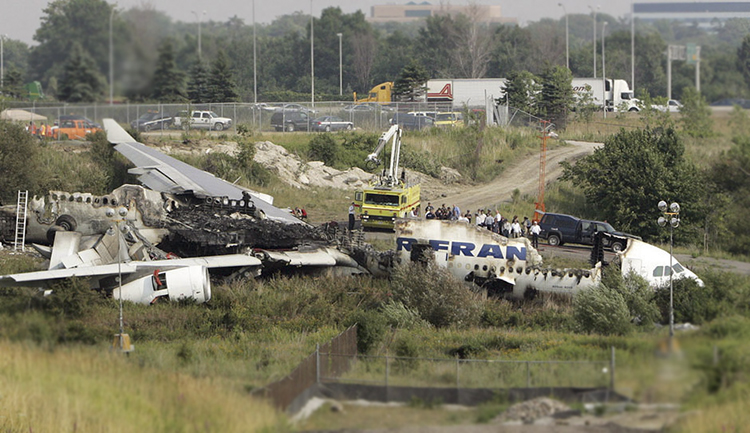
[102,118,301,225]
[0,252,263,305]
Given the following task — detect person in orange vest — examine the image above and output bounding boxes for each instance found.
[39,122,47,139]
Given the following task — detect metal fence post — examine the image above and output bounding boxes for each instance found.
[610,346,615,390]
[456,357,460,388]
[316,343,320,384]
[526,361,531,388]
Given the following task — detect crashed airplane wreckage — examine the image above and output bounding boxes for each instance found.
[0,120,370,304]
[0,119,699,304]
[395,219,602,299]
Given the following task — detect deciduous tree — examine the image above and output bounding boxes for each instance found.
[561,127,705,242]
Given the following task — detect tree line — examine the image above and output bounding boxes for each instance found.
[4,0,750,104]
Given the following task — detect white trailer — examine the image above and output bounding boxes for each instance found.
[426,79,506,109]
[572,78,640,112]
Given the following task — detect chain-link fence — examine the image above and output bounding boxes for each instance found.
[321,350,615,390]
[7,101,473,134]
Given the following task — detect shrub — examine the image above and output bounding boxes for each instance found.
[605,269,660,328]
[308,133,339,166]
[654,277,720,325]
[573,286,633,336]
[390,260,483,328]
[347,310,388,354]
[380,300,427,329]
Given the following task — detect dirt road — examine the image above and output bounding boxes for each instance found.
[424,140,601,211]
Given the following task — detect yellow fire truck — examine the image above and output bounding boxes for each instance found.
[354,125,421,230]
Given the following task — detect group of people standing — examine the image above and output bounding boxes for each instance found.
[421,202,542,248]
[26,121,51,139]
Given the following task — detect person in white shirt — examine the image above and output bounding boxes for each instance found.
[530,220,542,248]
[475,210,486,227]
[511,218,522,238]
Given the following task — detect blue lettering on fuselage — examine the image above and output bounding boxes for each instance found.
[429,240,449,252]
[396,237,526,261]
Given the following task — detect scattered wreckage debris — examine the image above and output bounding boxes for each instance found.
[0,119,703,305]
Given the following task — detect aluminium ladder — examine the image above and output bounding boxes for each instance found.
[14,190,28,252]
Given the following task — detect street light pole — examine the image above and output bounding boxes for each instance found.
[253,0,257,104]
[310,0,315,108]
[109,6,116,106]
[602,21,607,118]
[191,10,206,59]
[558,3,569,70]
[0,35,5,91]
[337,33,343,95]
[631,2,635,91]
[589,5,599,78]
[658,200,681,343]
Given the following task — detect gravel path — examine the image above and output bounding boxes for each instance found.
[424,140,601,211]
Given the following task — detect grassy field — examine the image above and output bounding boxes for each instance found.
[0,340,286,433]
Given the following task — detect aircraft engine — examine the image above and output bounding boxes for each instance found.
[113,265,211,304]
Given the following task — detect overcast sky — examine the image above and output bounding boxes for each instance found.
[1,0,686,45]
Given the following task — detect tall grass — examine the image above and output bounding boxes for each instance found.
[0,340,285,433]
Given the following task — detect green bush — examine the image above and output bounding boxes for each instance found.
[654,277,721,325]
[380,300,427,329]
[347,310,388,354]
[702,315,750,340]
[393,335,420,371]
[605,269,660,328]
[308,133,339,166]
[390,261,483,328]
[573,286,633,336]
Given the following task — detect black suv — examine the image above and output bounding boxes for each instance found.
[270,111,311,132]
[538,212,640,252]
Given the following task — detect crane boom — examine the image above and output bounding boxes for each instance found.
[365,124,402,188]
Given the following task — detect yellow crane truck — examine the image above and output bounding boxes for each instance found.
[354,125,421,230]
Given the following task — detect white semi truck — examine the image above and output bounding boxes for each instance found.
[571,78,640,112]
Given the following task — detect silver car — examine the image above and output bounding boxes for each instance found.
[312,116,353,132]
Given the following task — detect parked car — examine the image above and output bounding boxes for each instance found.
[434,112,464,127]
[56,115,101,129]
[312,116,353,132]
[650,99,682,113]
[271,110,311,132]
[173,110,232,131]
[389,113,434,131]
[538,212,640,252]
[130,111,174,131]
[342,103,394,112]
[268,103,316,114]
[407,111,438,119]
[710,98,750,109]
[50,117,102,140]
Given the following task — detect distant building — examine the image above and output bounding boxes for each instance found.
[633,2,750,26]
[369,2,516,24]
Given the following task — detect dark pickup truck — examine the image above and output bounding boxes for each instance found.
[538,212,640,252]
